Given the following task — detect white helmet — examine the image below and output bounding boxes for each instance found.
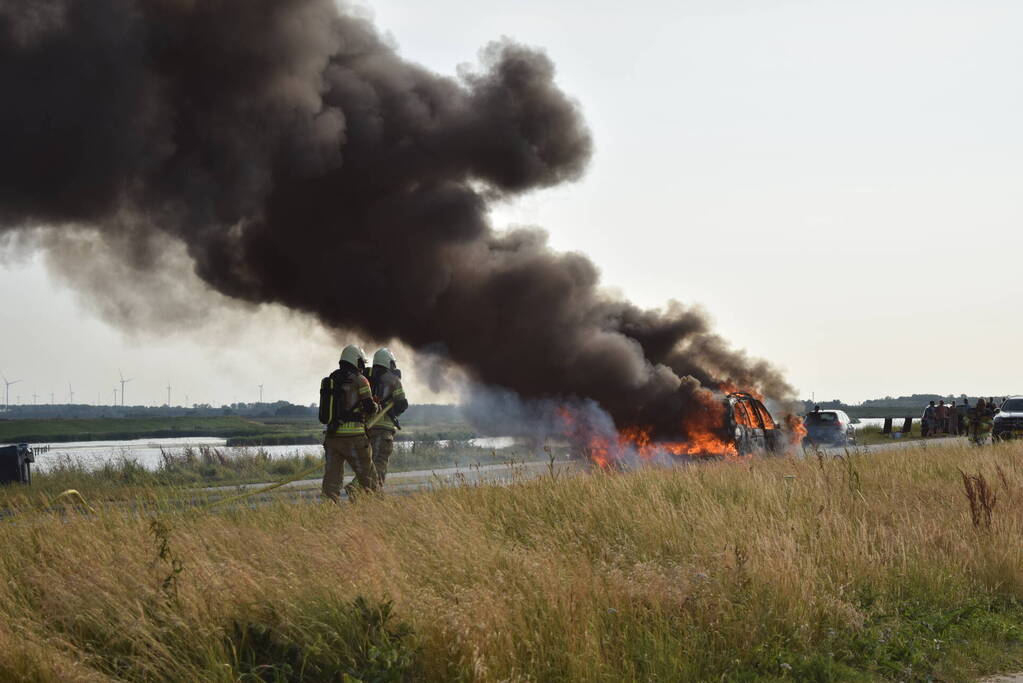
[372,347,398,370]
[339,345,368,370]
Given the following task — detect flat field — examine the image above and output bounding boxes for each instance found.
[3,442,1023,680]
[0,415,279,444]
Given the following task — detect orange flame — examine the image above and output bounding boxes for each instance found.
[718,381,765,402]
[784,413,807,447]
[558,390,741,469]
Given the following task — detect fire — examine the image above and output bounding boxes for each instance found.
[557,383,806,469]
[784,413,807,447]
[558,392,741,469]
[718,381,765,402]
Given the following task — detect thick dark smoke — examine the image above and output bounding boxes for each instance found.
[0,0,792,437]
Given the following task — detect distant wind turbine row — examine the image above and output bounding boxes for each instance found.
[0,370,268,408]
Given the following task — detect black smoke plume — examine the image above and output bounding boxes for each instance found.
[0,0,792,437]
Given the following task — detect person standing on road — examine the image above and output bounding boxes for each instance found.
[970,399,994,446]
[366,348,409,485]
[959,399,970,436]
[922,401,937,437]
[936,400,948,435]
[318,345,380,502]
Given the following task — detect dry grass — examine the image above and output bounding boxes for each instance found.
[3,441,1023,680]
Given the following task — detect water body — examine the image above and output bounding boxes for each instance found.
[31,435,518,472]
[850,417,927,430]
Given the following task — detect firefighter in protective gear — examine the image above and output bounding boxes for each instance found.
[318,345,380,501]
[970,398,994,446]
[366,347,409,484]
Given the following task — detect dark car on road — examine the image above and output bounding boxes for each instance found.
[726,392,788,455]
[802,409,856,447]
[994,397,1023,441]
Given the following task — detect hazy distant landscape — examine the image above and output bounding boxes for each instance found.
[0,394,998,446]
[0,404,472,445]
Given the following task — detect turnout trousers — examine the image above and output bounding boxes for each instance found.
[367,427,396,484]
[322,434,378,502]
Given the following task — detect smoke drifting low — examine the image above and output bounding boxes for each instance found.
[0,0,792,436]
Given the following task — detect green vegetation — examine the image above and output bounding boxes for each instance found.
[0,415,281,444]
[3,441,1023,679]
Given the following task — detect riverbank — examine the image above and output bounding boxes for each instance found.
[2,440,1023,679]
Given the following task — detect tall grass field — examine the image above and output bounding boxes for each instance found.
[2,441,1023,680]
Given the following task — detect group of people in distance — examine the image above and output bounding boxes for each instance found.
[921,397,1002,444]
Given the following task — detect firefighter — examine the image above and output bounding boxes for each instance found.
[366,347,409,484]
[969,399,994,446]
[318,345,380,501]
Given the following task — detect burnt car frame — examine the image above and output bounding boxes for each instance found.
[724,392,788,455]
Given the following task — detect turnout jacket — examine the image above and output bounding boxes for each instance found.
[368,367,408,433]
[320,368,377,437]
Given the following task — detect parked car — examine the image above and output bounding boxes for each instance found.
[993,397,1023,441]
[725,392,787,455]
[802,409,856,447]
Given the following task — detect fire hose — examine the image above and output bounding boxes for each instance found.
[204,401,395,510]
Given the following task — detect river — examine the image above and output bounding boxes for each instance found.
[29,435,518,472]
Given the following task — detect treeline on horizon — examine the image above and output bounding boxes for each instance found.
[803,393,1011,418]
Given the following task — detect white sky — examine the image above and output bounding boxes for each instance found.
[2,0,1021,407]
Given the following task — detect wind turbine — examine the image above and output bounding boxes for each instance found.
[166,383,171,407]
[2,373,21,411]
[113,388,118,405]
[258,384,264,403]
[119,370,133,407]
[68,382,74,405]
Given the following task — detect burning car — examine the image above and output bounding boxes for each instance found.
[724,392,788,456]
[562,389,793,468]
